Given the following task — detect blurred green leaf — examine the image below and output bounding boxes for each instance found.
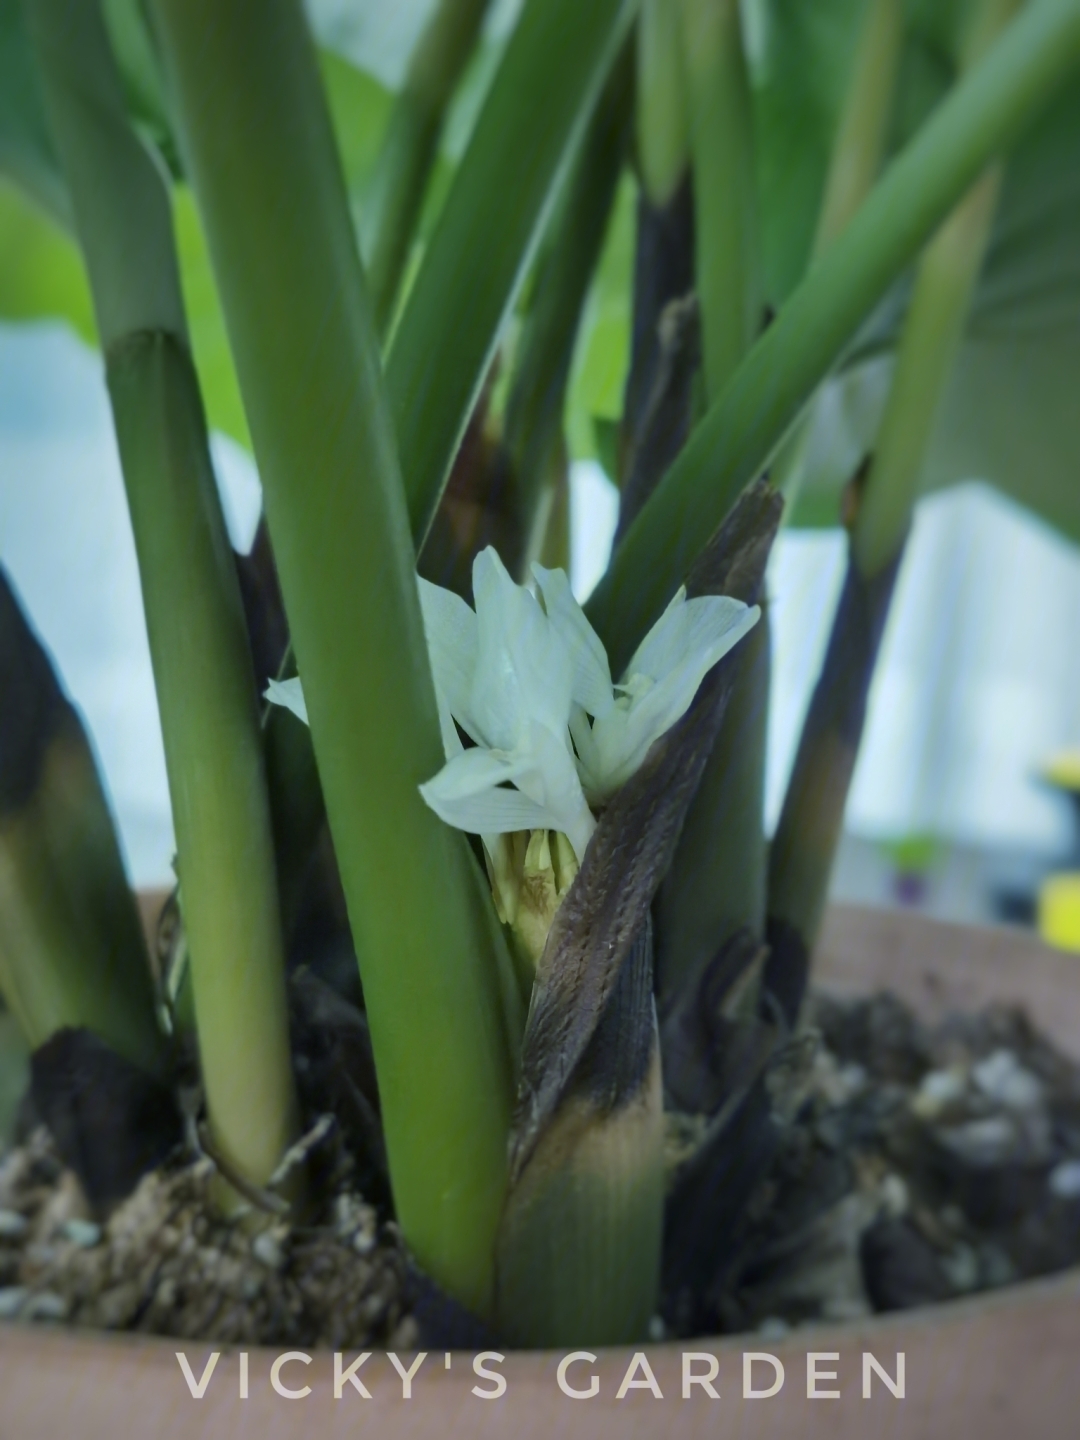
[0,181,94,338]
[793,82,1080,544]
[566,171,635,464]
[172,188,250,448]
[748,0,959,306]
[0,0,69,225]
[319,47,395,196]
[101,0,177,165]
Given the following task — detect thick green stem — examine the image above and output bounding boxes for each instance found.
[387,0,637,551]
[151,0,518,1315]
[679,0,760,399]
[25,0,298,1188]
[587,0,1080,672]
[637,0,689,206]
[0,570,164,1078]
[362,0,491,337]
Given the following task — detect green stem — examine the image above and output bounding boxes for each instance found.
[502,43,631,563]
[679,0,760,399]
[768,0,905,509]
[765,0,1022,1022]
[636,0,689,206]
[853,0,1022,575]
[852,164,1002,573]
[387,0,638,551]
[652,0,764,1010]
[0,0,71,228]
[109,336,301,1186]
[587,0,1080,672]
[814,0,906,254]
[362,0,491,338]
[151,0,519,1316]
[26,0,298,1189]
[655,612,770,1013]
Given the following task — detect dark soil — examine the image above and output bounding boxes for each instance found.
[2,986,1079,1346]
[713,990,1080,1336]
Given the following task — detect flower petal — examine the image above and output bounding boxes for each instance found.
[595,596,760,794]
[470,547,572,750]
[519,719,597,862]
[419,747,573,839]
[417,576,480,748]
[568,702,604,798]
[265,676,309,726]
[531,562,614,717]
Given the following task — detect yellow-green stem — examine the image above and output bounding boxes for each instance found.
[26,0,298,1188]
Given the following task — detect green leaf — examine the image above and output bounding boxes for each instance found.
[792,82,1080,543]
[565,171,635,464]
[748,0,959,305]
[386,0,638,547]
[0,181,94,338]
[318,46,395,198]
[0,0,69,226]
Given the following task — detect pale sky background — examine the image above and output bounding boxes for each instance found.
[2,320,1079,885]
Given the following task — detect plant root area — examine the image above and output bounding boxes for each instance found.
[0,1125,418,1346]
[2,988,1080,1346]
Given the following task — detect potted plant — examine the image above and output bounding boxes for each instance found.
[2,0,1080,1419]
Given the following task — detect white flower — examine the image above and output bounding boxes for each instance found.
[264,547,759,869]
[416,549,597,862]
[530,562,760,803]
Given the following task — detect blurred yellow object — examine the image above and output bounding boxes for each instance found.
[1041,749,1080,793]
[1038,872,1080,953]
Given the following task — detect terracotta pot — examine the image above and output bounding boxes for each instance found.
[3,904,1080,1439]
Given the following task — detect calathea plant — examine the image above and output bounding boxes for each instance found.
[0,0,1078,1345]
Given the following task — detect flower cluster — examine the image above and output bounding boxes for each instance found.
[268,546,759,872]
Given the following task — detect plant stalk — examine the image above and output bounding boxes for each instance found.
[25,0,299,1189]
[150,0,519,1315]
[679,0,760,399]
[362,0,491,338]
[500,42,632,567]
[387,0,637,551]
[765,0,1022,1023]
[814,0,906,255]
[636,0,689,208]
[653,0,765,1010]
